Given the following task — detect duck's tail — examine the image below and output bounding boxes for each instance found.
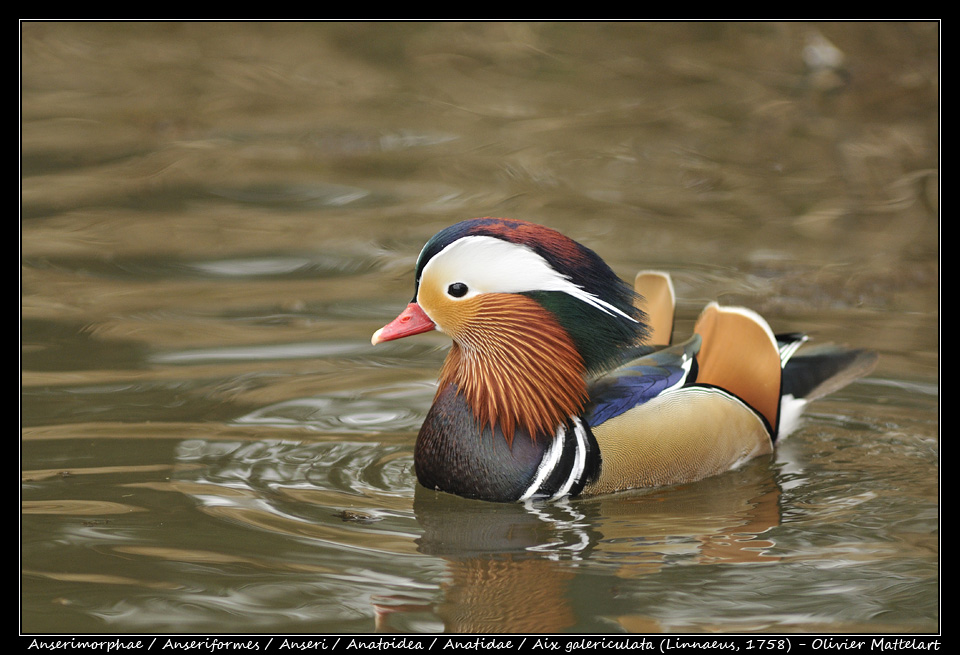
[634,271,878,441]
[692,301,877,441]
[776,342,878,438]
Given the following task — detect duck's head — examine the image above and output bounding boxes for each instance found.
[372,217,648,442]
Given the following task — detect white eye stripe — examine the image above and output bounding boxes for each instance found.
[420,236,637,323]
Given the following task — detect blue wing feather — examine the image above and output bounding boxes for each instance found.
[584,337,700,427]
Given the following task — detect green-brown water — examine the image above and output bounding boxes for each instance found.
[21,22,938,634]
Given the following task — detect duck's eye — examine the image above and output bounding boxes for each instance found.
[447,282,468,298]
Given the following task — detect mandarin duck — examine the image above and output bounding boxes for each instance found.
[372,218,878,503]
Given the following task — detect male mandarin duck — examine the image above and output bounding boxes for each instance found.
[371,218,878,503]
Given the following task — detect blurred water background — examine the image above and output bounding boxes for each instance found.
[21,21,938,634]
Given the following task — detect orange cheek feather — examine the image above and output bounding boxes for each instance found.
[435,294,588,444]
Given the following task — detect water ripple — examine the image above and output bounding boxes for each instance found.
[234,384,430,434]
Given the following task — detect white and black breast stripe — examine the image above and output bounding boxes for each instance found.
[520,417,599,501]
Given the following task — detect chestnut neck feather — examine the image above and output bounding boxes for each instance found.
[437,294,587,446]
